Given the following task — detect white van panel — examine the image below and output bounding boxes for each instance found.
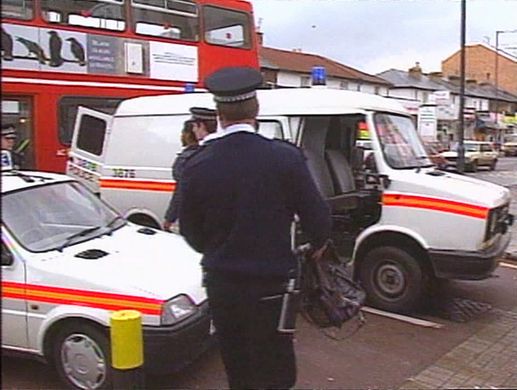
[104,115,188,171]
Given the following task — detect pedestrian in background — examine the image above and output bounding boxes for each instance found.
[1,123,24,169]
[179,67,331,389]
[163,108,217,231]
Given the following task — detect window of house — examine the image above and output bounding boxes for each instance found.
[301,76,311,87]
[132,0,198,40]
[2,0,34,19]
[340,80,349,90]
[59,96,122,146]
[203,6,251,48]
[41,0,126,31]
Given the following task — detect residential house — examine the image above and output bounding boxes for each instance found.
[257,33,391,95]
[378,64,517,144]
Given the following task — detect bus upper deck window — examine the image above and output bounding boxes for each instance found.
[203,6,251,49]
[132,0,199,41]
[2,0,34,20]
[41,0,126,31]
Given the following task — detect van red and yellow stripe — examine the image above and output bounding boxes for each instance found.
[100,178,176,193]
[1,281,164,315]
[383,193,489,219]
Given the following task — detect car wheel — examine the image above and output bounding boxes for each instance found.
[490,159,497,171]
[358,246,426,313]
[469,160,478,172]
[52,323,112,390]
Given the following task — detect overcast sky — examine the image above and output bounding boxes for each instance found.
[249,0,517,75]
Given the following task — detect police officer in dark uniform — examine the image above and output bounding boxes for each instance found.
[1,123,24,169]
[179,67,331,389]
[163,107,217,231]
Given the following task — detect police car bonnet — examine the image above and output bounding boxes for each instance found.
[205,67,263,103]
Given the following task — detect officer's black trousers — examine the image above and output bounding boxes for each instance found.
[205,271,296,390]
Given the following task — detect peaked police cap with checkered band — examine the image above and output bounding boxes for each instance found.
[205,66,263,103]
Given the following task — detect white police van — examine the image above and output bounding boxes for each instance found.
[67,87,513,313]
[1,151,212,389]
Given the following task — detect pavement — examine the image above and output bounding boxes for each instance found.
[398,305,517,389]
[398,172,517,390]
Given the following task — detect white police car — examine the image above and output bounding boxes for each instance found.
[1,151,212,389]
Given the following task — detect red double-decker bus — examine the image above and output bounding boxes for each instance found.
[1,0,259,172]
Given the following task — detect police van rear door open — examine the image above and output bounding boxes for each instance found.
[67,107,112,194]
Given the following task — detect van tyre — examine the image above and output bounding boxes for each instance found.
[490,159,497,171]
[469,160,478,172]
[52,323,112,390]
[358,246,425,313]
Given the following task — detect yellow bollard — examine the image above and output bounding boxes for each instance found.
[110,310,145,389]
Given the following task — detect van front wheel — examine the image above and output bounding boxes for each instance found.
[358,246,425,313]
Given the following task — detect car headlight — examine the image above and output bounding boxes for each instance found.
[161,295,197,325]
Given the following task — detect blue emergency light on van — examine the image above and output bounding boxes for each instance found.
[311,66,326,86]
[184,83,195,93]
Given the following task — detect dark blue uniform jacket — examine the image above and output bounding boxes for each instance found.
[164,144,199,223]
[179,131,331,278]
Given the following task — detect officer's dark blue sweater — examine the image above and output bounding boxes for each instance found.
[179,128,331,278]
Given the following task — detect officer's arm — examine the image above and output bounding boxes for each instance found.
[290,153,332,251]
[178,166,206,253]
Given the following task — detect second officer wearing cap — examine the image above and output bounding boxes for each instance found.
[179,67,331,389]
[163,107,217,231]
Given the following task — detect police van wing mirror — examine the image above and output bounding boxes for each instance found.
[1,248,14,266]
[365,173,390,188]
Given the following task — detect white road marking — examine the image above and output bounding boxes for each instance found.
[500,262,517,270]
[361,306,444,328]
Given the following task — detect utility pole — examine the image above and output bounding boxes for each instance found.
[457,0,466,173]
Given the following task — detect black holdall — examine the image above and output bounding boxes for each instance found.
[299,241,366,330]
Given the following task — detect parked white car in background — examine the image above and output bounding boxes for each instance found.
[441,140,498,172]
[1,152,212,390]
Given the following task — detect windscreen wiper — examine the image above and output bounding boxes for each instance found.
[58,226,103,252]
[104,215,126,235]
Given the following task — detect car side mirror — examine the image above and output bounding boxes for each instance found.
[1,249,14,266]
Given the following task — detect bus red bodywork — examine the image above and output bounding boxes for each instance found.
[2,0,259,172]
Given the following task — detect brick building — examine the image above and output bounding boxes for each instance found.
[442,44,517,95]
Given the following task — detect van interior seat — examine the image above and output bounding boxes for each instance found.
[325,149,356,194]
[302,118,357,213]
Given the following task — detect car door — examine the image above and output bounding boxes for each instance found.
[1,234,29,349]
[67,107,112,194]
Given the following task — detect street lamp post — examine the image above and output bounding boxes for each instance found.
[457,0,466,173]
[494,29,517,146]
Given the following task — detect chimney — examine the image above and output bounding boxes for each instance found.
[448,75,460,86]
[428,71,443,82]
[256,31,263,46]
[466,79,477,87]
[408,62,422,79]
